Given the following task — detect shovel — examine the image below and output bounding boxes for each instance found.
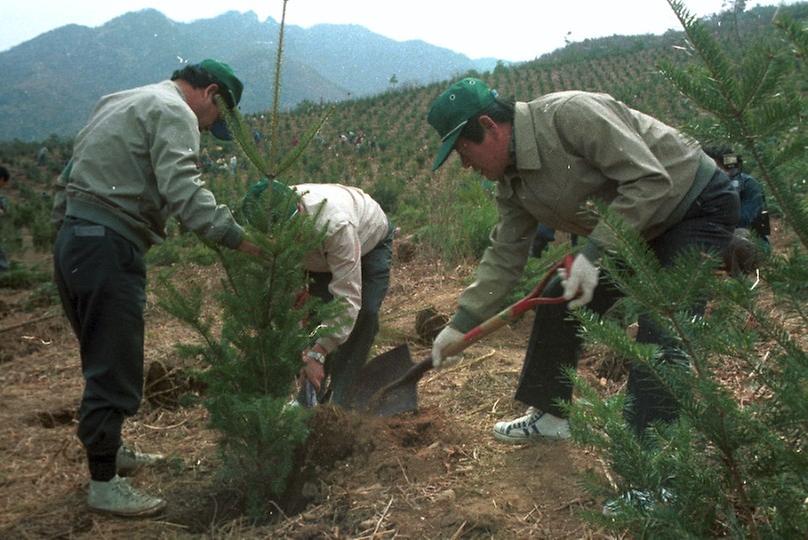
[353,254,574,416]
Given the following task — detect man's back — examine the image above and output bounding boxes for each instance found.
[63,80,209,249]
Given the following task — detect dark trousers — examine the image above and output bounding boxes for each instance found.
[515,170,740,433]
[308,226,393,406]
[54,218,146,476]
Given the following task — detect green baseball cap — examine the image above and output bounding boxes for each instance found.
[198,59,243,141]
[241,178,300,233]
[427,77,497,171]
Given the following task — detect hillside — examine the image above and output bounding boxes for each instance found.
[249,4,805,196]
[0,2,805,538]
[0,9,495,142]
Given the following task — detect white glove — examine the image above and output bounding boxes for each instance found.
[561,253,599,308]
[431,326,465,369]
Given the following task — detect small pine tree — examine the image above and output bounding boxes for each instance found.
[565,1,807,537]
[157,0,338,519]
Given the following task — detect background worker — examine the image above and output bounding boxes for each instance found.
[703,145,770,273]
[52,59,260,517]
[427,78,739,442]
[703,146,769,241]
[244,180,393,407]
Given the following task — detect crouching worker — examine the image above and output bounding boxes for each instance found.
[703,145,771,275]
[244,180,393,407]
[427,78,739,442]
[52,59,260,517]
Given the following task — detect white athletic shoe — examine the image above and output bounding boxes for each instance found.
[87,475,166,517]
[492,407,571,443]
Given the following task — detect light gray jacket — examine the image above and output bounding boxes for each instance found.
[52,80,243,252]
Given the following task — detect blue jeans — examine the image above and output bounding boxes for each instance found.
[515,170,740,433]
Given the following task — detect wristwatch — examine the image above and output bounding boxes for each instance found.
[305,350,326,365]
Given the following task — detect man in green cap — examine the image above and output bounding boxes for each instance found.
[52,59,260,517]
[427,78,739,443]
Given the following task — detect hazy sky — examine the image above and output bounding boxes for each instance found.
[0,0,787,61]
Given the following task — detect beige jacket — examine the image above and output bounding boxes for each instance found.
[295,183,389,353]
[452,91,716,332]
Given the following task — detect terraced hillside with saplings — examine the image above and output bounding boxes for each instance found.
[0,3,805,538]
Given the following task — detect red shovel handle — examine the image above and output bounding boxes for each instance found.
[443,254,574,358]
[370,255,575,404]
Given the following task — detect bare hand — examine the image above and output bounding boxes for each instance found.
[299,355,325,390]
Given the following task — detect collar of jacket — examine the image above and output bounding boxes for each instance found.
[501,101,542,198]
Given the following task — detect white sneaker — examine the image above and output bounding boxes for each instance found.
[116,445,164,476]
[87,475,167,517]
[492,407,571,443]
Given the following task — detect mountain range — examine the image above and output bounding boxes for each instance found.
[0,9,498,142]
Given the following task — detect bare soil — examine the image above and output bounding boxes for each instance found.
[6,221,787,540]
[0,247,624,539]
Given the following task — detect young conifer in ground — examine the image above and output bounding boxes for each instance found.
[564,1,807,537]
[158,0,338,519]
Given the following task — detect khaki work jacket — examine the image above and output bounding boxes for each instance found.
[453,91,715,331]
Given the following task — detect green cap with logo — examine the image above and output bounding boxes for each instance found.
[197,59,243,140]
[427,77,497,171]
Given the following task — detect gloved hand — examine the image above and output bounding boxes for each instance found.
[561,253,599,308]
[431,326,465,369]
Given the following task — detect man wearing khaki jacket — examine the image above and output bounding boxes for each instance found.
[52,59,259,517]
[427,78,739,443]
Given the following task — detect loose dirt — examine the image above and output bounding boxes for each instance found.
[0,250,653,539]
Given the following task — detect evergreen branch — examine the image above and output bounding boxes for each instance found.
[274,106,334,179]
[665,1,808,248]
[737,44,785,112]
[268,0,289,168]
[774,12,808,60]
[746,94,802,138]
[719,267,807,388]
[155,276,227,362]
[593,205,722,371]
[666,0,741,106]
[217,96,273,178]
[771,135,808,172]
[659,61,735,120]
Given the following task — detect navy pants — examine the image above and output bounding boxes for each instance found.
[308,226,393,406]
[54,218,146,479]
[515,170,740,433]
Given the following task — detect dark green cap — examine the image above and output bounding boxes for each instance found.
[198,58,243,108]
[427,77,497,171]
[241,178,299,233]
[197,59,243,141]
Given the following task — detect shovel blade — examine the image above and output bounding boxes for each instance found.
[346,344,419,416]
